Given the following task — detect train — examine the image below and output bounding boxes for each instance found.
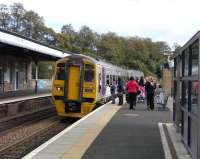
[52,54,144,118]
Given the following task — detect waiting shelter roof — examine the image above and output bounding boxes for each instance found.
[0,28,69,59]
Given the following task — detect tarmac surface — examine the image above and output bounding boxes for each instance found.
[82,102,172,159]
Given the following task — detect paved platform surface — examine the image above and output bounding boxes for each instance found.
[24,100,176,159]
[82,103,172,159]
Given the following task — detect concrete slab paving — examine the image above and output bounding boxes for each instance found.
[82,103,172,159]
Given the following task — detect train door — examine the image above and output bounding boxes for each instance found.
[101,67,106,96]
[68,66,80,100]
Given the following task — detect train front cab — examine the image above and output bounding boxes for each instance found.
[52,57,98,118]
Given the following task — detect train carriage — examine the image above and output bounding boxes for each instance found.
[52,54,143,118]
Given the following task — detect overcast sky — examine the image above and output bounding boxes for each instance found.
[1,0,200,47]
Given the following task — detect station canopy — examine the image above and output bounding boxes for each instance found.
[0,29,69,61]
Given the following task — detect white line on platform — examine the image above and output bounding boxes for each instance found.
[158,122,172,159]
[0,93,51,105]
[23,101,111,159]
[123,113,139,117]
[165,123,191,159]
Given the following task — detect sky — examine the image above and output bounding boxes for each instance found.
[1,0,200,47]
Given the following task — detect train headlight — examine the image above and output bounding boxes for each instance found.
[56,87,63,92]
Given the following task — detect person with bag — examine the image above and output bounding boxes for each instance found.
[145,78,156,110]
[126,77,139,110]
[117,78,124,105]
[110,81,116,104]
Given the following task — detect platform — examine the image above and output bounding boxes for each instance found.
[23,99,191,159]
[0,91,51,105]
[0,89,51,100]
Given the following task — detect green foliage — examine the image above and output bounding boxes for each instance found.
[0,2,172,78]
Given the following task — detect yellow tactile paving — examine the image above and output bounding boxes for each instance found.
[62,105,121,159]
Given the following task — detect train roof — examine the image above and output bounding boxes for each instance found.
[57,54,144,76]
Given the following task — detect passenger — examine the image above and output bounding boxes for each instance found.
[117,78,124,105]
[126,77,139,110]
[139,76,144,86]
[125,80,129,103]
[145,78,156,110]
[136,77,139,84]
[110,81,116,104]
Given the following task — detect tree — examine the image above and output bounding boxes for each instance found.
[41,27,57,45]
[21,10,45,39]
[97,32,125,64]
[0,4,10,29]
[60,24,77,51]
[77,25,97,52]
[55,33,70,50]
[61,24,75,36]
[0,2,170,78]
[10,3,25,32]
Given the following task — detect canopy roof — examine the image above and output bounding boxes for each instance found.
[0,29,69,59]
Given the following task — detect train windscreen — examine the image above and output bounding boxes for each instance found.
[84,64,94,82]
[56,63,65,80]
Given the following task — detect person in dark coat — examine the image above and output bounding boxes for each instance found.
[117,78,124,105]
[145,78,156,110]
[110,81,116,104]
[139,76,144,86]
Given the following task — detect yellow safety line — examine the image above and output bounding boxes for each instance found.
[62,105,121,159]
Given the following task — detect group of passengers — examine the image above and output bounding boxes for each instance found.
[110,76,156,110]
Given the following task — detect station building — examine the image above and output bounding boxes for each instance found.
[0,29,69,95]
[173,31,200,159]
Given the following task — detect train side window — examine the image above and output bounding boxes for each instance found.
[113,75,115,83]
[84,64,94,82]
[110,75,112,83]
[106,75,109,85]
[56,63,65,80]
[191,41,199,75]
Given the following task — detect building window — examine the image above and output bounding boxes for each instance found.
[191,81,198,114]
[180,51,186,76]
[181,111,184,136]
[188,117,191,147]
[191,41,199,75]
[179,54,183,77]
[181,81,188,108]
[174,58,177,77]
[173,80,177,98]
[184,49,189,76]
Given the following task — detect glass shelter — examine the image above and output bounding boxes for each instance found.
[173,31,200,159]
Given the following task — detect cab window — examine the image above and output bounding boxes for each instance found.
[56,63,65,80]
[84,64,94,82]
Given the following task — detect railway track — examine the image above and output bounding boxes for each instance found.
[0,116,76,159]
[0,106,56,132]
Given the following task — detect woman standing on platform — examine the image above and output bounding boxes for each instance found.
[126,77,139,110]
[145,78,156,110]
[117,78,124,105]
[110,81,116,104]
